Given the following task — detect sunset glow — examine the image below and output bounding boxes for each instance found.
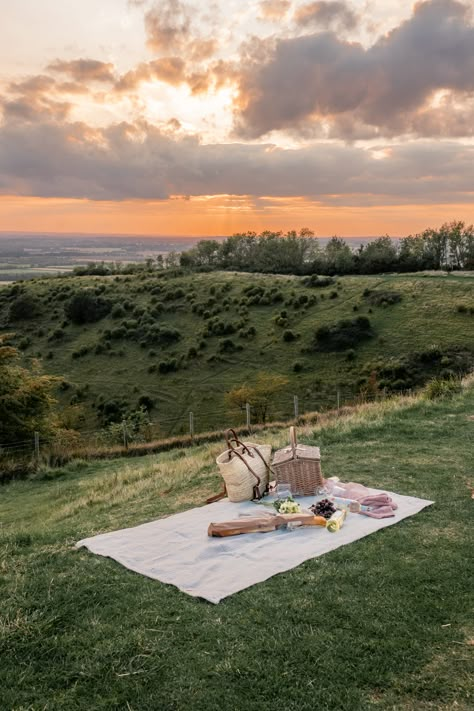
[1,1,474,237]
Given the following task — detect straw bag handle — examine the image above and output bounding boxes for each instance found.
[290,426,298,456]
[225,428,275,480]
[226,428,276,500]
[225,428,254,460]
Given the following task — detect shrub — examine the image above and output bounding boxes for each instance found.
[313,317,373,351]
[329,291,339,299]
[110,326,126,339]
[424,377,462,400]
[283,330,297,342]
[158,359,178,373]
[293,361,303,372]
[218,338,241,352]
[364,290,402,307]
[138,395,154,411]
[346,349,356,361]
[303,275,335,288]
[72,345,90,359]
[9,292,41,321]
[111,304,126,318]
[156,326,181,345]
[457,303,468,313]
[65,291,111,324]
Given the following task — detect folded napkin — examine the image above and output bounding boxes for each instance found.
[358,494,398,510]
[357,494,398,519]
[359,505,396,519]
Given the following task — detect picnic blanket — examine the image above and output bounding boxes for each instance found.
[76,488,433,603]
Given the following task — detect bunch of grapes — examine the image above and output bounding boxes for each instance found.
[310,498,336,520]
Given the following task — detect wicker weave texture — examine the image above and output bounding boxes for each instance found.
[272,427,323,496]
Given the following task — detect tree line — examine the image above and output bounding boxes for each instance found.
[180,222,474,275]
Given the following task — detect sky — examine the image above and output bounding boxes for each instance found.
[1,0,474,237]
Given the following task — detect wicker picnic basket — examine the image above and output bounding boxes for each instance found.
[215,429,272,502]
[272,426,323,496]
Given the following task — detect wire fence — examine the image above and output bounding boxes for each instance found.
[0,386,405,468]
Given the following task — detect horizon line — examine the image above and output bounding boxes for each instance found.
[0,230,399,239]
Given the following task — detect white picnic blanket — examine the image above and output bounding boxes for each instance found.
[76,489,433,603]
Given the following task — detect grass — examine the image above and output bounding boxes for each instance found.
[1,270,474,437]
[1,381,473,710]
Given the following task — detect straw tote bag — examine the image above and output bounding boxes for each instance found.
[214,429,272,503]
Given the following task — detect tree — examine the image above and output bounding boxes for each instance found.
[180,240,223,269]
[0,336,59,444]
[322,237,355,274]
[225,372,289,423]
[357,236,398,274]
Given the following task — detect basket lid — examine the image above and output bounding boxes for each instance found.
[272,443,320,466]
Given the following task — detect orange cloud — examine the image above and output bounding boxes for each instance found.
[259,0,292,21]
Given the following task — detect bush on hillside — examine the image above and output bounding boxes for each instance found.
[313,317,373,351]
[8,292,41,321]
[111,304,126,318]
[158,358,179,373]
[424,377,462,400]
[365,346,473,393]
[65,291,112,324]
[364,290,402,307]
[302,275,335,288]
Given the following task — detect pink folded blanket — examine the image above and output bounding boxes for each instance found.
[358,494,398,510]
[359,505,396,519]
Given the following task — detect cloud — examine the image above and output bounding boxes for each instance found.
[0,110,473,206]
[48,58,116,83]
[116,57,187,91]
[294,1,359,30]
[259,0,292,21]
[144,0,192,52]
[1,74,84,123]
[234,0,474,138]
[115,56,212,94]
[141,0,219,62]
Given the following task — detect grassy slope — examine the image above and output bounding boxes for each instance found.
[1,382,473,710]
[1,271,474,437]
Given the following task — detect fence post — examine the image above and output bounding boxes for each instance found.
[122,420,129,450]
[189,411,194,439]
[246,402,251,431]
[293,395,299,420]
[34,431,40,464]
[337,388,341,412]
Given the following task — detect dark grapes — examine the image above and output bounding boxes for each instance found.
[310,498,336,520]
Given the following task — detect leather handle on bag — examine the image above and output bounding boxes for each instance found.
[225,428,253,460]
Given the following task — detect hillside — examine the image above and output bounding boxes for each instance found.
[0,381,473,709]
[1,269,474,438]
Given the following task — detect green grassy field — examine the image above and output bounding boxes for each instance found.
[1,270,474,436]
[0,382,473,710]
